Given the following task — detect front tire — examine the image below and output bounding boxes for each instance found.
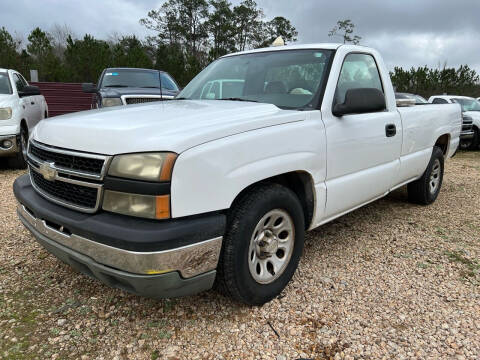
[215,184,305,305]
[468,128,479,150]
[8,126,28,169]
[407,146,444,205]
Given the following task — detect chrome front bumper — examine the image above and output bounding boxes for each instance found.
[17,203,222,278]
[0,134,18,156]
[460,130,475,140]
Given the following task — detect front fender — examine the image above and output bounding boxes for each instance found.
[170,119,326,218]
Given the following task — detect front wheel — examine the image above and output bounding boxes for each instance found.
[215,184,305,305]
[407,146,444,205]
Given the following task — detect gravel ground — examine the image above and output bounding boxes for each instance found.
[0,151,479,360]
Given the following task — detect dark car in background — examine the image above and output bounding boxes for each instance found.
[82,68,180,108]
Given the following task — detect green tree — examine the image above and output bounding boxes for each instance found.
[112,36,153,68]
[207,0,236,59]
[328,19,361,44]
[233,0,264,51]
[64,34,113,83]
[0,27,19,69]
[258,16,298,48]
[27,27,64,81]
[390,64,480,98]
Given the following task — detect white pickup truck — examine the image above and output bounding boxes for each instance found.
[429,95,480,150]
[0,69,48,168]
[14,44,461,305]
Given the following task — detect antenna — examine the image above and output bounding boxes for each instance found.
[158,70,163,100]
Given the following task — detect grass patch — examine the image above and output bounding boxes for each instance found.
[445,250,480,280]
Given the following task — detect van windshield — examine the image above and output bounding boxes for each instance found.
[177,49,333,110]
[0,72,12,95]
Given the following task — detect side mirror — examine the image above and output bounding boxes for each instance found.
[18,85,41,97]
[332,88,386,117]
[82,83,97,93]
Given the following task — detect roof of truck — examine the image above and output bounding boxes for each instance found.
[430,95,475,100]
[222,43,371,58]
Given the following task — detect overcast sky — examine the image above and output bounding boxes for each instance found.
[2,0,480,72]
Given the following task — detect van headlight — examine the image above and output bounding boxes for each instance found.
[103,152,177,219]
[102,98,122,107]
[0,107,12,120]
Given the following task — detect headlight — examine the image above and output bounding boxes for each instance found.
[102,98,122,107]
[102,191,170,219]
[108,153,177,181]
[0,107,12,120]
[103,152,177,219]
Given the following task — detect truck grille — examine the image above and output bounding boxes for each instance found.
[27,141,109,213]
[462,118,473,132]
[30,142,104,175]
[125,97,162,105]
[31,170,99,209]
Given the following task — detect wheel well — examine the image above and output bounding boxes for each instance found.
[229,171,315,230]
[434,134,449,155]
[20,119,28,133]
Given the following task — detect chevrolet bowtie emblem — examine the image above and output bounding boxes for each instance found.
[39,162,56,181]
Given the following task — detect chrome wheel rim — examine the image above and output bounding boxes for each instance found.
[429,159,441,194]
[21,130,28,162]
[248,209,295,284]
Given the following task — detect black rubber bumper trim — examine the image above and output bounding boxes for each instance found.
[28,221,215,299]
[13,174,226,252]
[104,176,171,195]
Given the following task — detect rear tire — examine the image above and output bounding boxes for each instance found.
[215,184,305,305]
[8,126,28,169]
[407,146,444,205]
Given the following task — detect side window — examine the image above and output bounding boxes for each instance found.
[13,74,26,92]
[335,53,384,105]
[19,74,29,86]
[160,73,178,91]
[432,98,448,104]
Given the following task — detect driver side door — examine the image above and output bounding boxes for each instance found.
[322,52,402,219]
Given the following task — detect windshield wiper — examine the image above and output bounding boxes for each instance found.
[218,97,258,103]
[104,85,128,88]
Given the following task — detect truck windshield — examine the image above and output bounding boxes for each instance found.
[100,69,179,91]
[177,49,333,110]
[0,72,12,95]
[453,98,480,112]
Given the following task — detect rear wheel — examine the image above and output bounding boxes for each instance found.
[407,146,444,205]
[215,184,305,305]
[8,126,28,169]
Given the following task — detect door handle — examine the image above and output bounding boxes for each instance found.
[385,124,396,137]
[31,101,35,105]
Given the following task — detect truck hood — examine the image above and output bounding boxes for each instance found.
[33,100,305,155]
[464,111,480,121]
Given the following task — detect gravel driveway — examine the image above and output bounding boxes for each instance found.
[1,151,479,360]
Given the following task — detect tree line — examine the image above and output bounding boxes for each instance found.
[0,0,297,86]
[390,65,480,98]
[1,6,479,98]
